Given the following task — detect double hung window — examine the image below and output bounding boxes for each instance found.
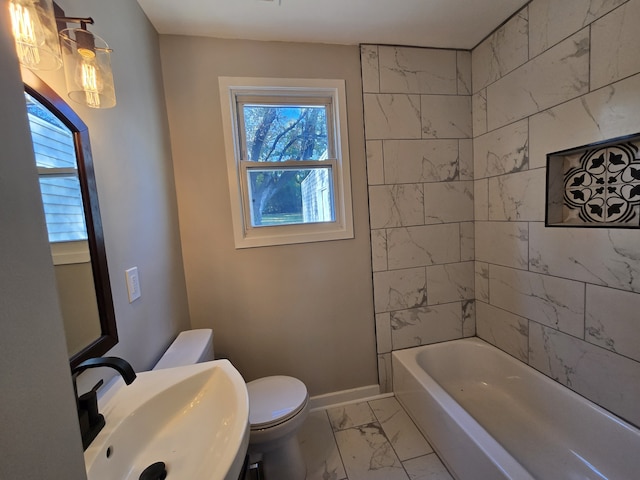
[219,77,353,248]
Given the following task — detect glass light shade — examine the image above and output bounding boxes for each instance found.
[8,0,62,70]
[59,28,116,109]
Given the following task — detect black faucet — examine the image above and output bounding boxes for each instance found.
[71,357,136,450]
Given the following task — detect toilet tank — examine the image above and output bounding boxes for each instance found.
[153,329,214,370]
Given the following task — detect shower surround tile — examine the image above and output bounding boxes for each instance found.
[379,46,457,94]
[391,303,463,349]
[371,229,387,272]
[370,396,433,461]
[369,184,424,229]
[528,0,626,57]
[361,45,380,93]
[472,90,487,136]
[471,8,529,93]
[591,0,640,89]
[457,51,472,95]
[421,95,472,139]
[424,181,473,224]
[489,264,585,337]
[378,353,393,394]
[366,140,384,185]
[475,262,490,303]
[376,313,392,354]
[459,222,474,262]
[459,139,473,181]
[474,179,489,221]
[387,224,460,270]
[486,28,590,130]
[474,119,529,179]
[488,168,546,221]
[426,262,474,305]
[364,94,421,140]
[475,221,528,269]
[334,423,408,480]
[585,284,640,362]
[383,139,459,184]
[529,73,640,171]
[373,267,427,313]
[529,323,640,427]
[462,300,476,337]
[529,221,640,292]
[476,302,528,362]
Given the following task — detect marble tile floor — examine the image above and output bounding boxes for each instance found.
[297,396,453,480]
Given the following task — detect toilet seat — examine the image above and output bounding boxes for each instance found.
[247,376,308,430]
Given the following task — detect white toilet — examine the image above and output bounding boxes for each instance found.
[153,329,309,480]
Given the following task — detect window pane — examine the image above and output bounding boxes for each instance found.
[247,167,335,227]
[38,175,88,242]
[25,92,88,243]
[243,105,328,162]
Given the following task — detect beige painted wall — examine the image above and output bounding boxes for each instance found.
[159,36,377,395]
[33,0,191,381]
[2,0,190,473]
[0,5,86,478]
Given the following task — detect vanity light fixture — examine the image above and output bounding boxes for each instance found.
[59,18,116,109]
[8,0,116,109]
[8,0,62,71]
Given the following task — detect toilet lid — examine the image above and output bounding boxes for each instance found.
[247,376,308,429]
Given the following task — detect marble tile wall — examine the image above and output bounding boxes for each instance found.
[473,0,640,427]
[361,44,474,392]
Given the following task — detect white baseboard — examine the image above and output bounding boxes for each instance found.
[308,384,394,411]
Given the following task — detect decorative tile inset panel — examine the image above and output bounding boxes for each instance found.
[547,134,640,226]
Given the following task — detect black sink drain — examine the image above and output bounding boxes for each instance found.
[139,462,167,480]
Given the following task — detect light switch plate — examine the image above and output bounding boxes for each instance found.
[125,267,141,303]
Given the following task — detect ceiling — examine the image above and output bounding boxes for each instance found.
[136,0,529,50]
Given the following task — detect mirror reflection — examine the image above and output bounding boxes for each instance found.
[23,71,118,366]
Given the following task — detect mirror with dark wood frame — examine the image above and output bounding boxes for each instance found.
[22,68,117,368]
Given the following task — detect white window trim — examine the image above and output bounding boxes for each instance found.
[219,77,354,249]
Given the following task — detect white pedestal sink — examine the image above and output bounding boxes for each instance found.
[84,360,249,480]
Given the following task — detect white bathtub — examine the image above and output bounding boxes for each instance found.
[393,338,640,480]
